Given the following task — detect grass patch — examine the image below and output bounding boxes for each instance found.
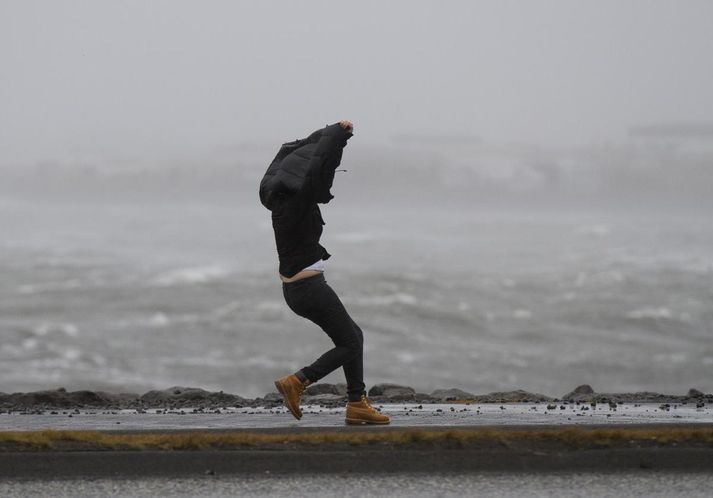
[1,427,712,452]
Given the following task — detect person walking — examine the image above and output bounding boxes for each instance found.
[259,120,389,425]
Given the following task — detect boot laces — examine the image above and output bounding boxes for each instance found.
[298,379,311,395]
[361,394,379,412]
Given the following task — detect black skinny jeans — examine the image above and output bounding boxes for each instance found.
[282,273,365,402]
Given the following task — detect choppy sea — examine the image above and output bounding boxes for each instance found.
[1,199,711,398]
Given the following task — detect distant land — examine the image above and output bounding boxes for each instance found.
[2,127,712,210]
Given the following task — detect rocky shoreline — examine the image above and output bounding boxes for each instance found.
[1,383,710,412]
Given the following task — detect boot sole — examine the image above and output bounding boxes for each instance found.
[274,380,302,420]
[345,418,390,425]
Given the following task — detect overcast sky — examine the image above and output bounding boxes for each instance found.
[1,0,712,165]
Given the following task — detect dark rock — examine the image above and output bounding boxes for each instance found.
[430,388,476,401]
[474,390,553,403]
[0,388,138,409]
[306,383,344,396]
[368,383,415,397]
[595,391,673,404]
[106,392,141,404]
[139,387,245,407]
[74,390,129,406]
[303,393,345,403]
[6,383,706,409]
[562,385,595,402]
[141,387,205,402]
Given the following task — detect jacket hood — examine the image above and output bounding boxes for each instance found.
[259,124,349,210]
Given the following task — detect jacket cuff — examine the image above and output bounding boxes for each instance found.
[326,123,353,140]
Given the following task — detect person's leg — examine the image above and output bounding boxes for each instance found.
[283,275,365,401]
[341,317,365,401]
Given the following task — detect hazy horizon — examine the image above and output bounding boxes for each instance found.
[2,0,713,167]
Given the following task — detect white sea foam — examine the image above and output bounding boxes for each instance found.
[397,272,428,282]
[501,278,517,288]
[62,324,79,337]
[244,355,279,368]
[91,354,108,366]
[574,270,625,287]
[626,307,673,320]
[502,355,530,368]
[17,280,82,294]
[395,351,417,363]
[210,301,241,317]
[1,344,23,356]
[559,292,577,301]
[151,265,230,286]
[33,322,80,337]
[356,293,419,306]
[256,301,284,312]
[652,352,688,363]
[168,356,236,368]
[22,338,38,350]
[513,309,533,319]
[149,312,170,327]
[62,347,82,361]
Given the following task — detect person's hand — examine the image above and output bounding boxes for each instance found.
[338,120,354,133]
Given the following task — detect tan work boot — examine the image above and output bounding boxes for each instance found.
[274,373,312,420]
[345,393,390,425]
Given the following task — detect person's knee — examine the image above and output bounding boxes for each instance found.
[344,336,362,358]
[351,321,364,345]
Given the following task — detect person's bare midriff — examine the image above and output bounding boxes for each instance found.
[279,270,323,283]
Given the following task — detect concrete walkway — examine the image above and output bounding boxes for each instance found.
[2,402,711,432]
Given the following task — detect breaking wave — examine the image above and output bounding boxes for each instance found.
[150,265,231,286]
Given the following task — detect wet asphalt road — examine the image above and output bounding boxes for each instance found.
[1,471,712,497]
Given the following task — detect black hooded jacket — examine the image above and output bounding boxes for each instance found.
[260,123,353,278]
